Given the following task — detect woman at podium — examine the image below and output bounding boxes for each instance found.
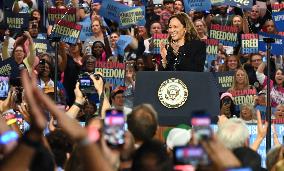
[160,12,206,71]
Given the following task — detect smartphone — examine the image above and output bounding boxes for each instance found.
[104,109,125,147]
[191,111,212,142]
[173,145,209,170]
[0,76,10,99]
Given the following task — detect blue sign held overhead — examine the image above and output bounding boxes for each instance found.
[272,10,284,32]
[183,0,211,12]
[258,32,284,56]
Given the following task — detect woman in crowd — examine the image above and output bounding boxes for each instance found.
[124,64,136,108]
[83,16,112,56]
[220,92,237,118]
[263,19,278,34]
[228,68,254,92]
[161,12,206,71]
[240,104,257,123]
[2,31,35,74]
[257,62,284,107]
[92,41,109,62]
[194,19,208,40]
[218,55,242,72]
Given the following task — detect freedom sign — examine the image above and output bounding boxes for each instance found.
[209,24,239,47]
[272,10,284,32]
[241,34,258,54]
[50,20,82,44]
[183,0,211,12]
[99,0,145,28]
[47,7,76,25]
[94,61,125,88]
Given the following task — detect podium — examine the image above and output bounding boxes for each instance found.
[134,71,220,126]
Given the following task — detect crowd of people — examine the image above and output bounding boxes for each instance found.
[1,0,284,170]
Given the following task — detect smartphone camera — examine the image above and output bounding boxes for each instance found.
[173,145,210,170]
[191,111,212,142]
[104,109,125,147]
[78,73,95,94]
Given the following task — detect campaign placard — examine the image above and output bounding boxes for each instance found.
[272,3,284,12]
[152,34,168,54]
[204,39,219,68]
[230,88,257,107]
[50,20,82,44]
[94,61,125,88]
[241,34,258,54]
[272,10,284,32]
[47,7,76,25]
[4,10,29,31]
[99,0,146,28]
[258,32,284,55]
[78,17,93,41]
[224,0,252,9]
[209,24,239,47]
[33,39,53,55]
[183,0,211,12]
[213,71,235,93]
[116,35,133,56]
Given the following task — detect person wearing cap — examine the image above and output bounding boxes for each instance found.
[111,87,132,115]
[91,0,102,14]
[220,92,237,118]
[160,0,174,32]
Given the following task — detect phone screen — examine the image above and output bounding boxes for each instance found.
[226,168,252,171]
[191,112,212,141]
[173,145,209,169]
[104,109,125,147]
[0,76,10,99]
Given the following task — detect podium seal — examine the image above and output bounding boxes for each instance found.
[158,78,188,108]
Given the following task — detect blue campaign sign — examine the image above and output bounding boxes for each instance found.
[210,0,225,5]
[258,32,284,55]
[224,0,253,9]
[116,35,133,56]
[184,0,211,12]
[33,39,54,55]
[211,124,284,168]
[4,10,29,31]
[99,0,145,28]
[272,11,284,32]
[78,16,93,41]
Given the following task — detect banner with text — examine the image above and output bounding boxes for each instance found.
[272,3,284,12]
[94,61,125,88]
[209,24,239,47]
[204,39,219,68]
[47,8,76,25]
[33,39,53,55]
[50,20,82,44]
[4,10,29,31]
[183,0,211,12]
[152,34,168,54]
[272,11,284,32]
[212,71,235,93]
[210,0,225,5]
[78,17,93,41]
[241,34,258,54]
[230,88,257,108]
[100,0,146,28]
[224,0,252,9]
[258,32,284,55]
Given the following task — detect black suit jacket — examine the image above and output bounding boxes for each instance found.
[165,39,206,72]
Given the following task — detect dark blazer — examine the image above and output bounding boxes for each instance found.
[164,39,206,72]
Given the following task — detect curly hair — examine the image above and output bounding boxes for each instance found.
[167,12,199,42]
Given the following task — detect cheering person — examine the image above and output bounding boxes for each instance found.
[161,12,206,71]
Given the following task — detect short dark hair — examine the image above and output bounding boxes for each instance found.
[233,147,263,171]
[127,104,158,142]
[131,140,172,171]
[46,130,73,167]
